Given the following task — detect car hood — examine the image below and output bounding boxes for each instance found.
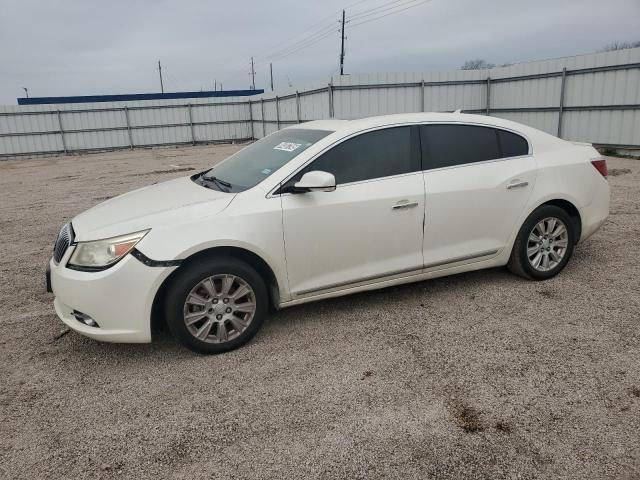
[72,176,235,241]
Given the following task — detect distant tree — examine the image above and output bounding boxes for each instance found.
[600,40,640,52]
[460,59,496,70]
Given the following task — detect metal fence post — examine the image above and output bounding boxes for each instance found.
[557,67,567,138]
[56,110,68,154]
[296,90,301,123]
[261,99,265,137]
[420,79,425,112]
[187,104,195,145]
[486,77,491,116]
[275,96,280,130]
[328,82,334,118]
[124,106,134,149]
[248,100,254,139]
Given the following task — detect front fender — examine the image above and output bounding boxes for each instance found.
[134,191,290,301]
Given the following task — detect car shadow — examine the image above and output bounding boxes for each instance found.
[269,266,515,326]
[49,266,524,362]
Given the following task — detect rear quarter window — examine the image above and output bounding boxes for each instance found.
[498,130,529,157]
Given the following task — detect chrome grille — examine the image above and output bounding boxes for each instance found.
[53,223,74,264]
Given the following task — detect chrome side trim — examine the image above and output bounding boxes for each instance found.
[424,249,499,269]
[294,249,499,297]
[295,266,422,297]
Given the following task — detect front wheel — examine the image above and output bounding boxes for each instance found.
[508,205,577,280]
[164,257,268,354]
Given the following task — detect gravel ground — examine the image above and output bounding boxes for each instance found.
[0,145,639,479]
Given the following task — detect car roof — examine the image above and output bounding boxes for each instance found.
[293,112,566,151]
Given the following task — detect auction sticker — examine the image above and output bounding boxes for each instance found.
[274,142,302,152]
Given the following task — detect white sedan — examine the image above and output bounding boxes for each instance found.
[48,113,610,353]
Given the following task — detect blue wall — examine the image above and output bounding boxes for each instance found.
[17,89,263,105]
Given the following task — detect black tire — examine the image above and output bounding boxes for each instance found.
[507,204,577,280]
[164,256,268,354]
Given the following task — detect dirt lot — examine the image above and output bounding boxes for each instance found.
[0,145,639,479]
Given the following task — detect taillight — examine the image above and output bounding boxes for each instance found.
[591,158,608,178]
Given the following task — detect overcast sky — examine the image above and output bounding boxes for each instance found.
[0,0,638,104]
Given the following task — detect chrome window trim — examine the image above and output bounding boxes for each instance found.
[421,153,533,174]
[266,120,532,198]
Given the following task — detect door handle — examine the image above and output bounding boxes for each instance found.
[506,181,529,190]
[392,201,419,210]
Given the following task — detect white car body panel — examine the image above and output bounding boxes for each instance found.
[422,155,538,267]
[51,251,174,343]
[282,171,425,296]
[48,112,610,343]
[72,176,235,241]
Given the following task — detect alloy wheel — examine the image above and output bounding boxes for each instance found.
[526,217,569,272]
[183,274,256,343]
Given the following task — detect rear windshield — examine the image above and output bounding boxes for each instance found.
[200,128,332,192]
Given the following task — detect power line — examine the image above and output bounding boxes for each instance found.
[220,0,375,84]
[218,22,338,84]
[349,0,432,28]
[255,0,430,69]
[254,22,339,66]
[261,28,339,64]
[347,0,410,21]
[219,0,432,88]
[252,20,339,62]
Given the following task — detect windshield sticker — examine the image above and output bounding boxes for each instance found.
[261,168,272,175]
[274,142,302,152]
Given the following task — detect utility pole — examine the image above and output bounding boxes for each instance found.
[157,60,164,93]
[270,63,274,91]
[340,9,346,75]
[250,57,256,90]
[214,79,217,91]
[22,87,29,98]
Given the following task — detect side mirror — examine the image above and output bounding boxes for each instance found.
[293,171,336,193]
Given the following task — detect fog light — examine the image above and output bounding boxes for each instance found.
[72,310,99,328]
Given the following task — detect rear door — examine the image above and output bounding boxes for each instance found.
[421,124,536,268]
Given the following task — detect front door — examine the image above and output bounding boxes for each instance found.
[280,126,425,296]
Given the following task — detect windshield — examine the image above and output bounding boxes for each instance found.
[199,128,332,192]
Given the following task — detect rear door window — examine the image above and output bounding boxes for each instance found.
[420,124,500,170]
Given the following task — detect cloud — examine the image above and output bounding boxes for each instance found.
[0,0,638,104]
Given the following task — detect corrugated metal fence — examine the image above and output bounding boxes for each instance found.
[1,48,639,159]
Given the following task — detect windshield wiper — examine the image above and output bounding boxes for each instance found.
[209,176,232,188]
[199,176,232,192]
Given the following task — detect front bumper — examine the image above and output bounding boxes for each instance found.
[49,248,176,343]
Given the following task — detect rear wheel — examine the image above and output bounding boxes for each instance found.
[508,205,577,280]
[165,257,268,354]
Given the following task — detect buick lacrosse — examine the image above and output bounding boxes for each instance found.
[48,112,609,353]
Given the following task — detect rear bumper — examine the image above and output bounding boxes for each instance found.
[579,179,610,242]
[49,249,176,343]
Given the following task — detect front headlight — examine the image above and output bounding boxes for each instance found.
[68,230,149,270]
